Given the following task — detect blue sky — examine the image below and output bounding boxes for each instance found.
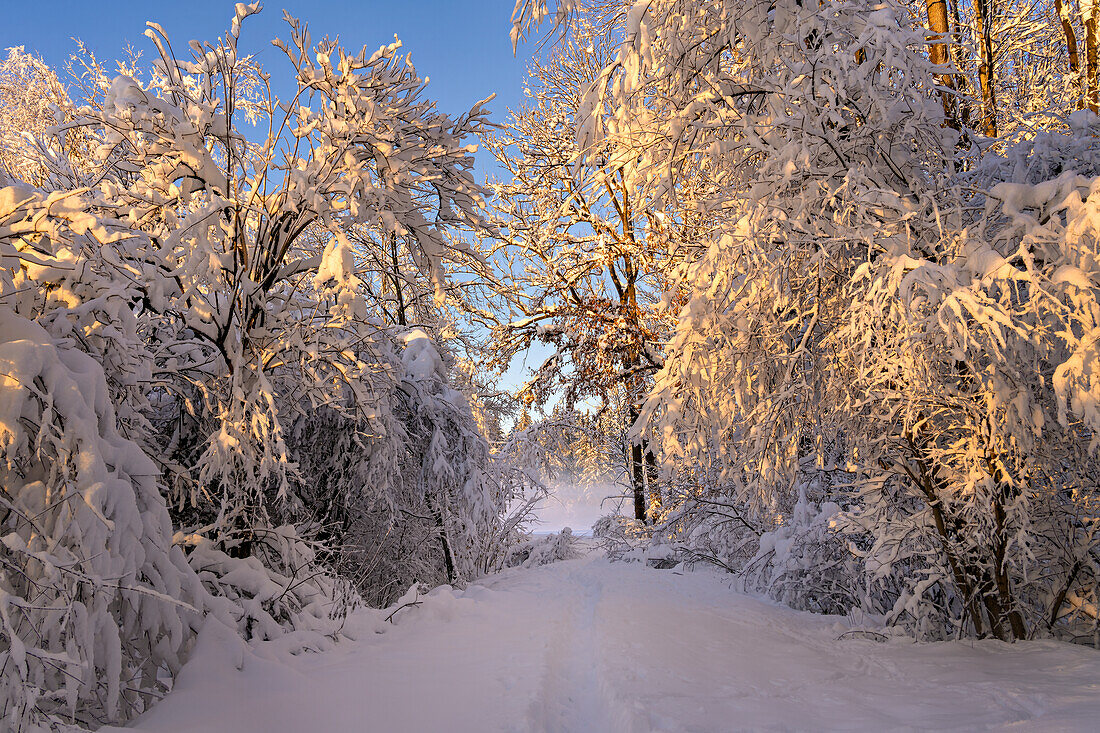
[0,0,533,177]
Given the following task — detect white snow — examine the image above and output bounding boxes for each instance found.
[112,551,1100,732]
[402,328,447,382]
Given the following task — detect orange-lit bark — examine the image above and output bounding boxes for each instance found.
[1054,0,1082,107]
[925,0,960,126]
[1085,4,1099,113]
[974,0,999,136]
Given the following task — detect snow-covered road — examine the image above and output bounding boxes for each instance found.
[119,553,1100,732]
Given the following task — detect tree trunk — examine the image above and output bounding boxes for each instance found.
[1057,0,1082,75]
[925,0,960,126]
[1047,559,1084,629]
[974,0,998,136]
[949,0,975,130]
[902,435,986,637]
[390,232,408,327]
[621,253,650,524]
[426,492,456,583]
[1086,2,1099,113]
[987,463,1028,640]
[644,445,661,520]
[1055,0,1083,107]
[629,402,647,522]
[422,455,456,583]
[926,0,951,66]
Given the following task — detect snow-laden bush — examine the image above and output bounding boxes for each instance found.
[739,501,855,616]
[0,309,208,730]
[593,514,652,563]
[283,329,538,607]
[395,330,515,585]
[505,528,580,569]
[282,403,412,608]
[178,527,355,650]
[972,110,1100,186]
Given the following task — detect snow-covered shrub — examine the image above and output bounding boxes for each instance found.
[395,330,513,585]
[647,476,865,614]
[593,514,651,562]
[661,510,755,575]
[282,403,412,608]
[0,178,216,729]
[278,328,539,607]
[0,309,208,730]
[972,110,1100,186]
[178,527,354,650]
[743,500,860,616]
[505,528,580,569]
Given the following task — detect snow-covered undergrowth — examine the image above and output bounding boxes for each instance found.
[0,309,210,730]
[505,528,581,569]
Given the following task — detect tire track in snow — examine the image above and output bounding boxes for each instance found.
[528,567,637,733]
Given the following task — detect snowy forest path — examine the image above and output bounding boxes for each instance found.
[529,566,617,731]
[118,552,1100,733]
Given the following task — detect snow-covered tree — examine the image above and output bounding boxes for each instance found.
[488,6,717,520]
[0,5,522,728]
[515,0,1099,641]
[0,48,78,185]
